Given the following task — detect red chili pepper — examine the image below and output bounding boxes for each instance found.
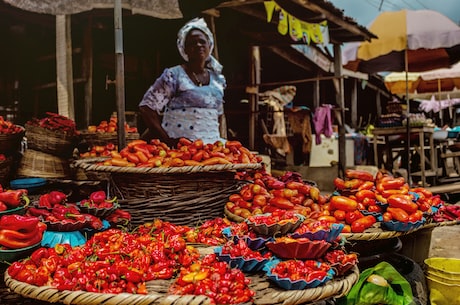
[0,201,7,211]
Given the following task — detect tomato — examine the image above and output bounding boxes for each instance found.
[345,169,375,182]
[355,189,376,202]
[333,209,347,221]
[269,197,294,209]
[387,194,418,213]
[408,210,423,222]
[387,207,409,222]
[345,210,363,225]
[329,196,358,212]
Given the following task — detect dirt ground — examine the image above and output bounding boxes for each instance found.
[429,224,460,259]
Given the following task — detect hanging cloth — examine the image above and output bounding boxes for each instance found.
[286,107,313,154]
[313,104,334,145]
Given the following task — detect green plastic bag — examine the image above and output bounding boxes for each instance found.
[337,261,415,305]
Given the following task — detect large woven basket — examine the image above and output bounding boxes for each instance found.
[4,260,359,305]
[0,126,25,154]
[79,130,140,146]
[0,156,13,185]
[25,123,79,157]
[74,158,262,227]
[17,149,71,179]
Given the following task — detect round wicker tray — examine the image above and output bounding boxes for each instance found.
[73,158,262,227]
[4,265,359,305]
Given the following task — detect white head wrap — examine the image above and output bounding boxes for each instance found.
[177,17,223,73]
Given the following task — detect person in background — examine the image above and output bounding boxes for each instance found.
[139,17,227,147]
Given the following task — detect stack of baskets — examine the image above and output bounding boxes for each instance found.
[18,123,79,179]
[0,126,25,185]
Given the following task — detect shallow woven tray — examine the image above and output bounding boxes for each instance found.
[0,126,25,154]
[25,123,79,157]
[74,158,262,227]
[4,265,359,305]
[16,149,71,179]
[79,130,140,146]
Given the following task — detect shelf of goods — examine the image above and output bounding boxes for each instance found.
[74,158,263,227]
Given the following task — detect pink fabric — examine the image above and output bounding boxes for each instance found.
[313,104,334,145]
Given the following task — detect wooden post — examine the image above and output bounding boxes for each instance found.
[249,46,260,150]
[333,43,346,177]
[56,15,75,120]
[114,0,126,149]
[82,15,93,127]
[351,78,357,129]
[313,79,320,109]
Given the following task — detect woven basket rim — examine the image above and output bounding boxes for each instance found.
[25,123,79,139]
[341,220,459,241]
[224,208,460,241]
[0,125,25,137]
[4,264,359,305]
[79,130,140,136]
[73,157,262,174]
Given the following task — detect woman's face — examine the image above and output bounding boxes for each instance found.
[184,29,210,63]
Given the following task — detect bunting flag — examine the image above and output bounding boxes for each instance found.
[264,0,329,45]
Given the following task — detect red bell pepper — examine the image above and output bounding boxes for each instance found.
[90,190,106,204]
[48,191,67,205]
[0,214,40,232]
[0,189,29,208]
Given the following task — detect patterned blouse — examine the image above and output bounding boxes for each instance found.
[139,65,227,143]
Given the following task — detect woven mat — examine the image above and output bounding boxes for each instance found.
[4,265,359,305]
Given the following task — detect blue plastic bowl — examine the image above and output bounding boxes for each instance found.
[10,178,47,193]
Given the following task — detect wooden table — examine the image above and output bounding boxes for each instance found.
[372,126,436,186]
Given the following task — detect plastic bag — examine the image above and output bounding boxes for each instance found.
[337,261,415,305]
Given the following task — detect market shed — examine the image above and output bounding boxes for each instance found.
[0,0,384,172]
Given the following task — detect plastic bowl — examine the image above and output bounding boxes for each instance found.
[426,275,460,305]
[9,177,47,193]
[221,227,273,250]
[266,239,331,260]
[214,246,271,273]
[263,259,335,290]
[245,213,305,237]
[290,222,344,242]
[0,242,41,263]
[381,218,425,232]
[424,257,460,281]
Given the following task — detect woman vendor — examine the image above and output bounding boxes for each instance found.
[139,17,227,147]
